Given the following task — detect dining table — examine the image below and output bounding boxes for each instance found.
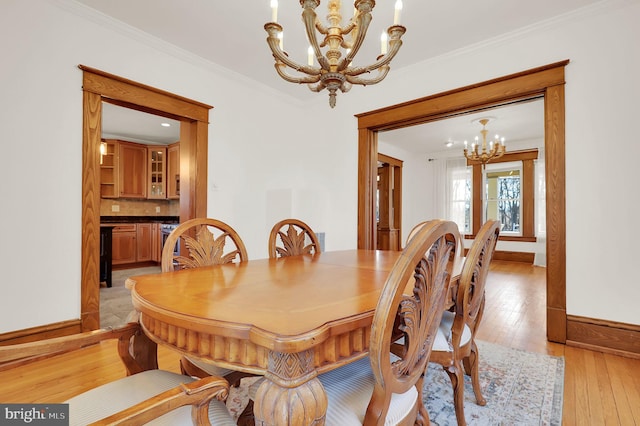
[126,249,464,425]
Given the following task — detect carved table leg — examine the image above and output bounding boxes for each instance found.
[253,349,327,426]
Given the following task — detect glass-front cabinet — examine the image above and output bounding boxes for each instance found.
[148,146,166,199]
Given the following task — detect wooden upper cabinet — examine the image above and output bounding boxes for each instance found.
[99,139,179,200]
[167,142,180,199]
[100,140,119,198]
[147,146,166,199]
[118,141,147,198]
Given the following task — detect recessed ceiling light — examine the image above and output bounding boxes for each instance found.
[161,122,171,127]
[445,141,454,148]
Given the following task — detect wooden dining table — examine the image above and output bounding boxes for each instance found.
[126,249,463,425]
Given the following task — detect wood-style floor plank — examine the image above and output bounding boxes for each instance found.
[0,260,639,425]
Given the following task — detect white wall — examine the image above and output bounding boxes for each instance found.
[1,0,639,333]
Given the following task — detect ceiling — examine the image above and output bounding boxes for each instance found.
[78,0,600,152]
[102,102,180,145]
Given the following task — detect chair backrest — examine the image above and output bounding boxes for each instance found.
[161,218,248,272]
[268,218,321,258]
[451,219,501,344]
[365,220,460,424]
[407,220,463,258]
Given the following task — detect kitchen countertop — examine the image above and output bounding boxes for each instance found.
[100,216,179,224]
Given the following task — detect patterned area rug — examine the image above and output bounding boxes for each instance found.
[226,341,564,425]
[424,341,564,425]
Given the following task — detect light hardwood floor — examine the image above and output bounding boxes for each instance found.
[1,261,639,424]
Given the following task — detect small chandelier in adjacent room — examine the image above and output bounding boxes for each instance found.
[463,118,506,167]
[264,0,406,108]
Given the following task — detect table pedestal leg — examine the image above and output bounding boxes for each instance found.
[253,349,327,426]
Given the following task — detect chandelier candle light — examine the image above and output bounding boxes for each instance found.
[463,118,506,168]
[265,0,406,108]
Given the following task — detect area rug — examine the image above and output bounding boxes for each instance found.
[424,341,564,425]
[226,341,564,425]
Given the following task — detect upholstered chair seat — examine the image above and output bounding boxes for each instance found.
[432,310,473,351]
[66,370,236,426]
[319,356,419,425]
[0,323,236,426]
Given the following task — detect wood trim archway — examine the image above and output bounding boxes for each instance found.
[356,61,568,343]
[80,66,212,331]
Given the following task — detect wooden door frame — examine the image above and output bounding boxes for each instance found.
[377,153,403,250]
[356,61,568,343]
[80,66,212,331]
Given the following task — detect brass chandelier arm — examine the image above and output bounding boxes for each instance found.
[338,8,373,71]
[265,24,321,77]
[301,6,330,69]
[274,63,322,85]
[345,66,390,86]
[344,28,404,76]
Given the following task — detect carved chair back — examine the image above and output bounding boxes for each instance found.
[407,220,463,260]
[365,220,459,424]
[429,219,500,426]
[452,219,500,343]
[268,218,321,258]
[161,218,248,272]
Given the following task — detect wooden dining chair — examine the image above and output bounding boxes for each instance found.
[407,219,464,257]
[317,220,460,425]
[159,218,252,386]
[268,218,321,258]
[0,322,236,425]
[429,219,501,426]
[161,217,248,272]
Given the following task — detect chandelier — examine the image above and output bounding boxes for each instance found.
[264,0,406,108]
[463,118,506,167]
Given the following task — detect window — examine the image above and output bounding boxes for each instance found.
[484,162,522,235]
[466,149,538,241]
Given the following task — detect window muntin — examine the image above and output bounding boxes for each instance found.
[484,161,522,235]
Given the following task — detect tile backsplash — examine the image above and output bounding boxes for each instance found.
[100,198,179,217]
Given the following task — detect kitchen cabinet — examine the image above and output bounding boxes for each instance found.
[151,223,162,262]
[167,142,180,199]
[110,223,163,266]
[100,139,179,200]
[148,146,166,199]
[136,223,153,262]
[100,140,119,198]
[118,141,147,198]
[112,224,137,265]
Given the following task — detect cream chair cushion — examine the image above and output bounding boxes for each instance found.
[319,357,418,426]
[66,369,235,426]
[432,310,473,352]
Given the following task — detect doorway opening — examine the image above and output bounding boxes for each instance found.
[80,66,212,331]
[356,61,568,343]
